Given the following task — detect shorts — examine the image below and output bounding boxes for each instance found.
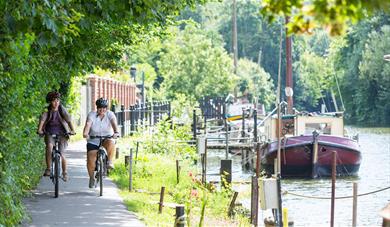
[87,143,99,152]
[44,134,68,153]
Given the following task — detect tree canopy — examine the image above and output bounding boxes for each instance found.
[261,0,390,35]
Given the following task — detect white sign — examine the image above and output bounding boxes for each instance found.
[285,87,293,97]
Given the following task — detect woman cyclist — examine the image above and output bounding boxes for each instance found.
[83,98,119,188]
[37,91,75,181]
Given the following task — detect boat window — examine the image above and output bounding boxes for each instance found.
[305,123,331,134]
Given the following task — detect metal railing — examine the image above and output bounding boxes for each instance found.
[112,101,171,137]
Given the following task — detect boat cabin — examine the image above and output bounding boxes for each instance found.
[263,113,345,141]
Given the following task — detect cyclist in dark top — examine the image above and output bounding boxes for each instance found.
[37,91,75,181]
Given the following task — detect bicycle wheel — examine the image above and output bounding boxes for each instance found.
[54,154,60,198]
[99,154,104,196]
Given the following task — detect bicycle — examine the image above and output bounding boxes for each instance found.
[90,135,115,196]
[39,133,72,198]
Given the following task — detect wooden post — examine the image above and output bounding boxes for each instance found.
[175,205,185,227]
[331,151,337,227]
[228,191,239,217]
[352,182,358,227]
[253,109,257,142]
[121,104,125,136]
[201,153,206,184]
[277,174,283,227]
[115,147,119,159]
[176,160,180,184]
[225,118,229,159]
[241,148,245,170]
[256,143,261,177]
[250,176,258,226]
[135,141,139,164]
[312,131,319,178]
[193,109,197,142]
[125,155,130,167]
[241,108,246,141]
[220,160,232,188]
[159,186,165,214]
[129,148,133,191]
[204,139,207,184]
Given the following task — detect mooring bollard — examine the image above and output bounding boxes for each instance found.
[159,186,165,214]
[175,205,185,227]
[220,160,232,188]
[115,147,119,159]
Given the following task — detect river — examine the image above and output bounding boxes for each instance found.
[204,127,390,226]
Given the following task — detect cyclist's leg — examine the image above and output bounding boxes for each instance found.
[86,143,99,178]
[44,135,54,176]
[102,139,115,168]
[59,136,68,180]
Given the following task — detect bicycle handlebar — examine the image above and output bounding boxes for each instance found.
[89,135,116,139]
[37,132,75,137]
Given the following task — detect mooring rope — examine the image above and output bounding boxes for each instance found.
[283,186,390,199]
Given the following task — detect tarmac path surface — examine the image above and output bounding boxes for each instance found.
[23,140,144,227]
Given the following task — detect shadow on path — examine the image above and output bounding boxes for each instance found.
[22,140,144,227]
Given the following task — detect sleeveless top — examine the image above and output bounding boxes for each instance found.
[45,111,66,135]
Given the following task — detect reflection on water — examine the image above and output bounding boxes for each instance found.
[203,128,390,226]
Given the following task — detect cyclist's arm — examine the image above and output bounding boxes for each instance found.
[37,112,46,134]
[110,117,119,135]
[83,119,92,138]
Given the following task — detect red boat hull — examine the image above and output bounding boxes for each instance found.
[261,135,362,178]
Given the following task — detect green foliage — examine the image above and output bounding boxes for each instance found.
[111,124,249,226]
[295,51,333,110]
[355,25,390,125]
[236,59,275,109]
[159,24,236,100]
[333,13,390,125]
[181,0,284,89]
[0,0,208,225]
[261,0,390,35]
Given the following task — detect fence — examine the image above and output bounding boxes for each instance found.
[112,101,171,136]
[199,97,225,120]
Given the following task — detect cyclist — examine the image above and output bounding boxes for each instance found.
[83,98,119,188]
[37,91,75,181]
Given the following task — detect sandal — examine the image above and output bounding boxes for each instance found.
[43,169,50,177]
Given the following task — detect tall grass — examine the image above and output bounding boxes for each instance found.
[110,120,251,226]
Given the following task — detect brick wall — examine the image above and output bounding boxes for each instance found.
[88,75,138,111]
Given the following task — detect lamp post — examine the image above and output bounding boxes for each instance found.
[130,65,137,82]
[141,71,145,104]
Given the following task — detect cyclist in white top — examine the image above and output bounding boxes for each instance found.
[82,98,119,188]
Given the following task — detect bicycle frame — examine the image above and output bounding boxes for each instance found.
[50,134,62,198]
[90,136,112,196]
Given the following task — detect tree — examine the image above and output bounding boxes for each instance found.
[236,59,275,109]
[294,51,333,111]
[261,0,390,35]
[355,25,390,125]
[158,24,236,101]
[0,1,208,225]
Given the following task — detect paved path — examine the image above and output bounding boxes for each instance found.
[23,140,144,227]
